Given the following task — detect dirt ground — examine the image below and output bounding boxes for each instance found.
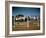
[12,20,40,31]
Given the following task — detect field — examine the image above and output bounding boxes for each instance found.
[12,20,40,31]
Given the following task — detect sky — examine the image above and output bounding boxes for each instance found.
[12,7,40,16]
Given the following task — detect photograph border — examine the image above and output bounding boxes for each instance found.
[10,3,43,34]
[5,1,45,37]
